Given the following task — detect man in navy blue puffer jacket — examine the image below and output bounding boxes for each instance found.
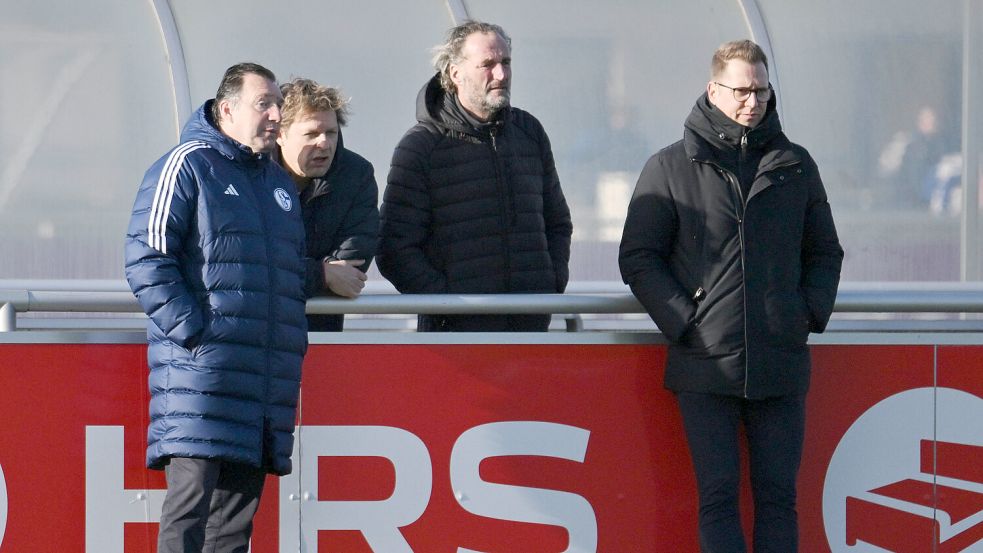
[125,62,307,553]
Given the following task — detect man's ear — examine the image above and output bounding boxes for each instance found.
[218,99,233,122]
[449,63,463,89]
[706,80,716,103]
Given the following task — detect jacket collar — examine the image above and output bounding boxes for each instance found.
[416,73,508,138]
[180,100,271,165]
[683,92,799,169]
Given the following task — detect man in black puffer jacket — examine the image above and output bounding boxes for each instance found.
[378,20,572,332]
[620,41,843,552]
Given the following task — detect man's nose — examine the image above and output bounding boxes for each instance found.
[268,104,282,122]
[745,92,759,107]
[492,63,508,81]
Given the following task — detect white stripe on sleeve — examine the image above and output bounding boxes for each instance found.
[147,141,208,253]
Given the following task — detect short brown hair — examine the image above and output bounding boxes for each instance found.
[279,77,350,128]
[711,40,768,78]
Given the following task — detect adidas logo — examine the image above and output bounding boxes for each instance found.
[224,184,239,196]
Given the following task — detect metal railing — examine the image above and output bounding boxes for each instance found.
[3,280,983,332]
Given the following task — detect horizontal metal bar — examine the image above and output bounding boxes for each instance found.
[0,291,640,315]
[2,281,983,318]
[0,279,131,292]
[304,293,644,315]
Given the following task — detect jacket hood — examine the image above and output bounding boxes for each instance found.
[683,91,782,159]
[415,73,507,138]
[180,100,271,163]
[683,91,803,178]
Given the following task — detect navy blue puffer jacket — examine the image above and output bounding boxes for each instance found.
[124,101,308,475]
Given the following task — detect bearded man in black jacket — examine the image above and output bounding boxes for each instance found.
[620,40,843,552]
[378,20,572,332]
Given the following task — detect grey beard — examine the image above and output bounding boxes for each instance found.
[472,90,510,117]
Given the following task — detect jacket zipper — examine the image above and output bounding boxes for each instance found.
[724,167,750,399]
[693,156,749,396]
[737,132,750,397]
[255,166,275,441]
[697,140,804,398]
[489,127,512,292]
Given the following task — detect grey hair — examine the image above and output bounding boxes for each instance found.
[431,20,511,94]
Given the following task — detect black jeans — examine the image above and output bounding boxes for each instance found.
[676,392,806,553]
[157,458,267,553]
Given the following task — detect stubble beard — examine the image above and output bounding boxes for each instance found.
[464,79,510,119]
[483,90,510,115]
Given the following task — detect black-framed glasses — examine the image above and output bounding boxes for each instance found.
[714,82,772,102]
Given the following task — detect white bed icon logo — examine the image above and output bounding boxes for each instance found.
[822,387,983,552]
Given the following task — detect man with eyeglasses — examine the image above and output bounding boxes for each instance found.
[620,40,843,552]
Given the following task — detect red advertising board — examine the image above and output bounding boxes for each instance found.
[0,340,981,552]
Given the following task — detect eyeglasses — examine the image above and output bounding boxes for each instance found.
[714,82,772,102]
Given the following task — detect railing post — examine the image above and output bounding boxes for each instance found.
[0,301,15,332]
[564,314,584,332]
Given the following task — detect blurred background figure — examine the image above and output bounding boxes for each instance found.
[568,104,650,241]
[877,105,949,209]
[928,152,963,216]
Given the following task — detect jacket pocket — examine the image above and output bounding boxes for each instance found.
[784,291,812,345]
[761,289,811,348]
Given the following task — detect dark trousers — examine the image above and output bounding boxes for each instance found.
[157,458,267,553]
[676,392,806,553]
[418,313,551,332]
[307,313,344,332]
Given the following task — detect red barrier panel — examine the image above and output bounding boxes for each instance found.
[0,341,981,552]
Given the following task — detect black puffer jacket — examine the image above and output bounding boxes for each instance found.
[378,74,572,331]
[619,93,843,399]
[300,131,379,332]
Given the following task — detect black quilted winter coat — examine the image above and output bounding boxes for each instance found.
[378,75,572,331]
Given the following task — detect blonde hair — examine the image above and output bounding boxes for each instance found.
[279,77,350,128]
[711,40,768,78]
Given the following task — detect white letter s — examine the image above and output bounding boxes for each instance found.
[450,421,597,553]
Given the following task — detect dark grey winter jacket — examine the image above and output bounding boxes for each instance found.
[619,93,843,399]
[300,130,379,332]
